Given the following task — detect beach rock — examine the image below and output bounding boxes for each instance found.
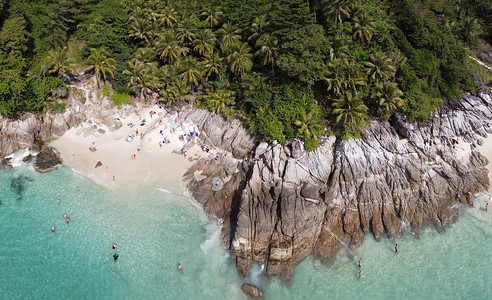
[22,154,33,163]
[1,157,12,170]
[95,161,102,168]
[89,146,97,152]
[33,146,62,173]
[241,284,264,298]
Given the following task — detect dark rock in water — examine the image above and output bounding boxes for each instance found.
[22,154,33,163]
[89,146,97,152]
[241,284,263,298]
[1,157,12,169]
[10,175,31,197]
[33,146,62,173]
[95,161,102,168]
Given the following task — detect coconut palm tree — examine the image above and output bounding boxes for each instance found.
[374,82,403,121]
[343,60,365,93]
[159,5,178,28]
[248,15,269,43]
[155,30,183,63]
[201,51,223,81]
[364,52,396,84]
[82,48,117,88]
[201,7,223,28]
[159,81,191,107]
[180,57,202,88]
[176,15,197,45]
[193,29,216,56]
[255,34,278,73]
[129,19,152,45]
[217,22,242,53]
[322,0,351,26]
[295,107,322,140]
[201,87,235,116]
[352,14,375,47]
[324,59,348,96]
[43,47,74,78]
[461,16,482,44]
[332,92,368,130]
[228,43,253,79]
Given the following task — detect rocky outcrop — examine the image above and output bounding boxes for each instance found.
[180,108,256,159]
[241,284,264,298]
[33,146,62,173]
[184,90,492,281]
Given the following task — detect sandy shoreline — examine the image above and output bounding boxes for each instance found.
[50,104,209,195]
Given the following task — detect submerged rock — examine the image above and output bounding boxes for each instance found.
[241,284,263,298]
[33,146,62,173]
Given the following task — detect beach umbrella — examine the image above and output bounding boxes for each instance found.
[212,177,224,191]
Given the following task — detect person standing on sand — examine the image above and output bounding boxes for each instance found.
[395,244,398,253]
[106,167,108,174]
[113,175,115,182]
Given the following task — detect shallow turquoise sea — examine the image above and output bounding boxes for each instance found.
[0,163,491,299]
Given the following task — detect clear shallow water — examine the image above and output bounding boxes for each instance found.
[0,164,491,299]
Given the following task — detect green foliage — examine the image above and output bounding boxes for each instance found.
[0,0,490,151]
[112,92,132,109]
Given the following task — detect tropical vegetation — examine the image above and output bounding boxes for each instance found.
[0,0,491,150]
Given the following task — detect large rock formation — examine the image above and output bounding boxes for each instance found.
[184,90,492,281]
[33,146,62,173]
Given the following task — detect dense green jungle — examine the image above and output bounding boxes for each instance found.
[0,0,491,149]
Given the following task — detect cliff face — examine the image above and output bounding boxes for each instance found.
[183,90,492,280]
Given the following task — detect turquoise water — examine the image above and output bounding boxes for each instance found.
[0,163,491,299]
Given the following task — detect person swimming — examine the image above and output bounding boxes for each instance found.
[359,270,363,278]
[113,254,119,261]
[51,225,55,232]
[57,199,60,205]
[110,244,118,253]
[395,243,398,253]
[358,259,362,268]
[178,263,182,271]
[66,217,70,224]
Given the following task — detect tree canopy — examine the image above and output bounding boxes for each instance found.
[0,0,491,150]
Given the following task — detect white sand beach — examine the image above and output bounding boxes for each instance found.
[50,104,207,194]
[479,134,492,192]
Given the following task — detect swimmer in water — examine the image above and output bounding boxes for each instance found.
[64,214,67,220]
[113,254,119,261]
[395,243,398,253]
[51,225,55,232]
[486,202,489,212]
[66,217,70,224]
[358,259,362,268]
[57,199,60,205]
[110,244,118,253]
[359,270,363,278]
[178,263,182,271]
[76,187,79,191]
